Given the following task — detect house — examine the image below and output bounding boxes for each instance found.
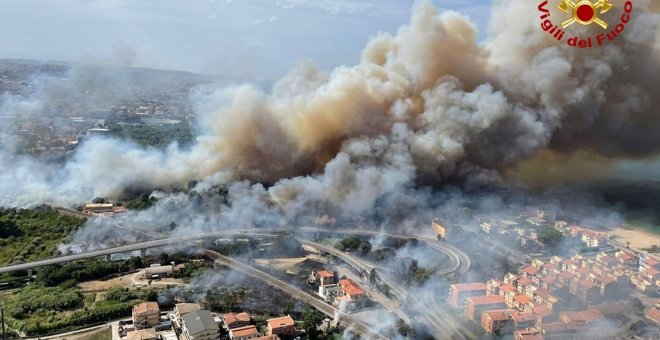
[144,265,174,279]
[175,303,201,328]
[481,310,513,335]
[576,280,601,303]
[229,325,258,340]
[513,328,544,340]
[127,328,157,340]
[317,270,336,286]
[615,251,637,266]
[449,282,487,308]
[532,305,555,326]
[645,306,660,325]
[133,302,160,330]
[339,279,366,301]
[319,284,341,302]
[223,312,251,330]
[465,295,507,320]
[558,310,602,325]
[510,311,536,330]
[181,310,221,340]
[266,315,296,337]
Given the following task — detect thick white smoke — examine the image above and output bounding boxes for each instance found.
[0,0,658,216]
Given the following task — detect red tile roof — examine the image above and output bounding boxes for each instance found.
[559,271,575,279]
[340,279,366,296]
[559,310,602,323]
[578,280,595,289]
[452,282,487,292]
[518,278,532,286]
[510,311,536,322]
[318,270,334,278]
[522,266,540,275]
[468,295,505,305]
[645,308,660,324]
[224,312,251,326]
[483,310,511,321]
[500,284,516,292]
[231,325,258,337]
[533,305,553,317]
[267,315,295,329]
[514,294,531,305]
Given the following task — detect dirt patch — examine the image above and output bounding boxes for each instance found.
[77,270,184,293]
[611,228,660,250]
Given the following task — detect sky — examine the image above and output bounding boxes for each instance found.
[0,0,491,81]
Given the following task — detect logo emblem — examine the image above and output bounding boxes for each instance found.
[557,0,613,29]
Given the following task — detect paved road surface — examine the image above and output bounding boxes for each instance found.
[205,250,389,340]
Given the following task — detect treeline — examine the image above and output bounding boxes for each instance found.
[7,284,83,317]
[8,300,136,336]
[37,257,145,286]
[106,121,193,148]
[0,207,86,265]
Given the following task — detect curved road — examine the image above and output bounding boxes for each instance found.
[206,250,389,340]
[0,228,470,276]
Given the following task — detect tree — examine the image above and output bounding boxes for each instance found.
[631,297,645,313]
[159,252,170,265]
[301,306,325,339]
[358,241,372,256]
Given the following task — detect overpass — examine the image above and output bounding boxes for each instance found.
[0,228,470,276]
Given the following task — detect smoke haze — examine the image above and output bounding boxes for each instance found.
[0,0,658,221]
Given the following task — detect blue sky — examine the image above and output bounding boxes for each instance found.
[0,0,491,80]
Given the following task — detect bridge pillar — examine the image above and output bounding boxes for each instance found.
[27,268,33,279]
[105,254,112,262]
[140,248,147,258]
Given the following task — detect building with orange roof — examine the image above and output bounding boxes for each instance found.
[510,311,536,330]
[229,325,258,340]
[481,310,513,335]
[521,266,539,278]
[465,295,507,320]
[266,315,295,337]
[645,307,660,325]
[338,279,366,301]
[223,312,251,330]
[132,302,160,329]
[317,270,336,286]
[513,294,531,311]
[532,305,555,326]
[513,328,544,340]
[450,282,487,308]
[558,310,602,324]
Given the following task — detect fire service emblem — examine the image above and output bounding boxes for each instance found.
[538,0,634,48]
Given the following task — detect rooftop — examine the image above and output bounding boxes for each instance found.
[533,305,553,317]
[133,302,159,316]
[230,325,258,338]
[522,266,539,275]
[267,315,295,329]
[175,303,201,316]
[559,310,602,323]
[224,312,251,326]
[127,328,156,340]
[483,310,510,321]
[468,295,505,305]
[514,294,531,305]
[510,311,536,322]
[451,282,487,292]
[182,310,219,334]
[318,270,335,278]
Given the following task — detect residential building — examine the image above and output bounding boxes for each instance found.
[133,302,160,330]
[510,311,536,330]
[513,328,544,340]
[449,282,487,308]
[317,270,336,286]
[266,315,295,337]
[127,328,158,340]
[481,310,512,335]
[181,310,221,340]
[465,295,507,320]
[175,303,201,328]
[229,325,258,340]
[223,312,251,330]
[339,279,366,301]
